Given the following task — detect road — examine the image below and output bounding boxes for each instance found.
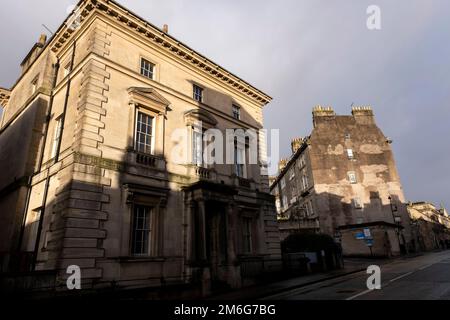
[263,250,450,300]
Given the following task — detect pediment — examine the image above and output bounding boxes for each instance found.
[128,87,171,111]
[184,108,218,127]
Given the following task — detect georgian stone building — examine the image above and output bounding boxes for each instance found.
[0,0,281,295]
[408,202,450,251]
[271,106,412,257]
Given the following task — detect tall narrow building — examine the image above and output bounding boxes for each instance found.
[0,0,281,295]
[271,106,412,257]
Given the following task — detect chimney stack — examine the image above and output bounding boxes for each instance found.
[291,137,303,154]
[163,24,169,33]
[278,158,288,171]
[351,106,375,125]
[38,34,47,46]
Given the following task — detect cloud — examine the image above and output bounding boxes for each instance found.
[0,0,448,208]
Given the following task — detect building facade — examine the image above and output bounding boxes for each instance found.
[408,202,450,251]
[271,106,412,257]
[0,0,281,295]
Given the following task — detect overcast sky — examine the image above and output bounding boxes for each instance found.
[0,0,449,208]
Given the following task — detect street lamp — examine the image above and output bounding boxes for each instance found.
[388,195,403,253]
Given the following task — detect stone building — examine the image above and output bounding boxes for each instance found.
[408,202,450,251]
[0,0,281,295]
[270,106,412,257]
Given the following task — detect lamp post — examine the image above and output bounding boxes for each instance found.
[388,196,403,253]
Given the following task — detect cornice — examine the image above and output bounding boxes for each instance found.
[48,0,271,106]
[0,87,10,107]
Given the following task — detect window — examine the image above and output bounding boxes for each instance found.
[280,177,286,189]
[345,133,351,139]
[289,168,295,180]
[131,205,153,256]
[140,58,155,79]
[193,84,203,102]
[348,171,357,184]
[232,104,241,120]
[192,128,203,166]
[135,112,154,154]
[275,199,281,213]
[305,201,314,216]
[298,155,307,169]
[291,185,297,197]
[346,149,354,159]
[242,217,253,253]
[302,174,309,190]
[290,196,297,204]
[234,144,245,177]
[192,127,210,167]
[31,76,38,94]
[282,195,288,210]
[353,197,363,209]
[51,116,63,159]
[63,62,71,78]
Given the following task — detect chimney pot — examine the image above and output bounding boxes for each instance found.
[163,24,168,33]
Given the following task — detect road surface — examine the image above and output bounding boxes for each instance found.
[263,250,450,300]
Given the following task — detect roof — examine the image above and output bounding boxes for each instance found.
[269,137,310,191]
[39,0,272,106]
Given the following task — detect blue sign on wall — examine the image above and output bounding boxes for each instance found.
[355,232,365,240]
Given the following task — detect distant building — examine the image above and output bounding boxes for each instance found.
[0,0,280,296]
[270,106,412,257]
[408,202,450,251]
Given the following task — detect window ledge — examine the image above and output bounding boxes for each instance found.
[126,149,166,170]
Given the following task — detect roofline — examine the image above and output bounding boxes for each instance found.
[104,0,272,104]
[6,0,272,106]
[20,42,45,67]
[269,137,309,191]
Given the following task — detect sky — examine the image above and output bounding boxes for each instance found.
[0,0,449,208]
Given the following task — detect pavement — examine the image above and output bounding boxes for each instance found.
[262,250,450,300]
[207,255,394,300]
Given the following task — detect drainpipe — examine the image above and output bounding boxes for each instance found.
[31,41,76,270]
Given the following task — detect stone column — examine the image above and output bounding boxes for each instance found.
[155,112,165,156]
[197,199,207,260]
[226,202,241,288]
[197,198,210,296]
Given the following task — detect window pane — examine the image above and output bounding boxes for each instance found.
[131,205,153,255]
[135,112,154,154]
[193,85,203,102]
[140,59,154,79]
